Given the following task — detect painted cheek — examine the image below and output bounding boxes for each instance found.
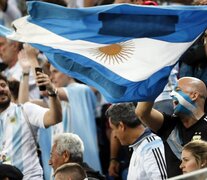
[173,90,196,115]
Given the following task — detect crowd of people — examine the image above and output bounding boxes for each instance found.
[0,0,207,180]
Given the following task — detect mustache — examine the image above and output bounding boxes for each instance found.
[0,92,8,96]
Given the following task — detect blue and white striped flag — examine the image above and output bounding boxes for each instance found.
[1,1,207,102]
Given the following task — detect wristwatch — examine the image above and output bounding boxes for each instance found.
[47,88,58,97]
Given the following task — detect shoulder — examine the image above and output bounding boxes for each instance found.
[144,134,164,148]
[22,102,48,114]
[81,162,105,180]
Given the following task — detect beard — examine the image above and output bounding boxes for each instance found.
[0,97,11,111]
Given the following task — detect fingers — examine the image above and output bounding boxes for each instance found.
[36,72,54,92]
[108,161,120,177]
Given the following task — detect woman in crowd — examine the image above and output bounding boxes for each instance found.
[180,140,207,174]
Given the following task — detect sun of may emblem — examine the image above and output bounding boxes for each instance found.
[90,40,135,65]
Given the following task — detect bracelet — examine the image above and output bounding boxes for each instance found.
[22,72,29,76]
[47,88,58,97]
[110,158,119,162]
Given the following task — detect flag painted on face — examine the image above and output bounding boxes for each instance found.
[1,2,207,102]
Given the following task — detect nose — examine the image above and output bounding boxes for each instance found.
[179,162,184,170]
[48,158,52,165]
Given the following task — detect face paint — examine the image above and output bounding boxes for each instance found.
[171,89,196,116]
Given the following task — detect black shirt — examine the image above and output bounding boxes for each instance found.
[157,113,207,178]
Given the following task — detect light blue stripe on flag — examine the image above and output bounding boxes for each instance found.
[1,2,207,102]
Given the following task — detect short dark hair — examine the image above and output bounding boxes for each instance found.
[106,102,141,128]
[0,74,8,84]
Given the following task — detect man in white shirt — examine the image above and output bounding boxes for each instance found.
[106,103,167,180]
[0,73,62,180]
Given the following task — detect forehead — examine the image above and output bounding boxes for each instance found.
[0,37,7,43]
[52,143,57,150]
[0,79,7,85]
[174,79,188,90]
[182,149,193,157]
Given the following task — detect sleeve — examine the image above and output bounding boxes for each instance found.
[157,113,178,141]
[143,139,167,180]
[23,102,48,128]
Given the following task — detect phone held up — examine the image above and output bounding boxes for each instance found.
[35,67,46,91]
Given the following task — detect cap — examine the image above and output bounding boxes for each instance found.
[0,164,23,180]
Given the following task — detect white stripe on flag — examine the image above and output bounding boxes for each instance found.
[9,16,195,82]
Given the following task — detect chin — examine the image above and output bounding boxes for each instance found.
[0,99,10,109]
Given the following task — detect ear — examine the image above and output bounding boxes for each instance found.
[63,150,70,163]
[11,42,20,52]
[119,121,126,131]
[201,160,207,168]
[190,91,199,101]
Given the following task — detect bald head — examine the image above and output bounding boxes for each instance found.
[178,77,207,100]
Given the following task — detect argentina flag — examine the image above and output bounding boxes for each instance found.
[1,2,207,102]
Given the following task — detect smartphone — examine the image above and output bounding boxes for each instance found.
[35,67,46,91]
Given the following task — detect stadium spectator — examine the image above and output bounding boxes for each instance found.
[54,163,87,180]
[106,103,167,180]
[0,73,62,179]
[49,133,105,180]
[180,140,207,174]
[136,77,207,177]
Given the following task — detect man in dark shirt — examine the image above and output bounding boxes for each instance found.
[136,77,207,177]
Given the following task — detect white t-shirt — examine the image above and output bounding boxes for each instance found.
[0,102,48,180]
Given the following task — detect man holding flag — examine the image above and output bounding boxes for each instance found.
[136,77,207,177]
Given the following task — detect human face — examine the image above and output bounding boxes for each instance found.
[0,37,16,67]
[0,79,11,112]
[49,144,65,171]
[50,66,70,87]
[109,119,127,145]
[180,149,200,174]
[171,81,196,116]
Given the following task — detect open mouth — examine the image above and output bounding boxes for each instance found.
[0,94,8,100]
[172,97,179,108]
[173,100,179,106]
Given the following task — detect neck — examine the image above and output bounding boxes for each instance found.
[128,125,145,145]
[181,111,205,128]
[68,78,76,84]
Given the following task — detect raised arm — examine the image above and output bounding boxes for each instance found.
[35,70,62,128]
[135,102,164,133]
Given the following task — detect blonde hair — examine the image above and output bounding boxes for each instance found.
[183,140,207,167]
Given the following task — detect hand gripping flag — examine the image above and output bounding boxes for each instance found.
[1,2,207,102]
